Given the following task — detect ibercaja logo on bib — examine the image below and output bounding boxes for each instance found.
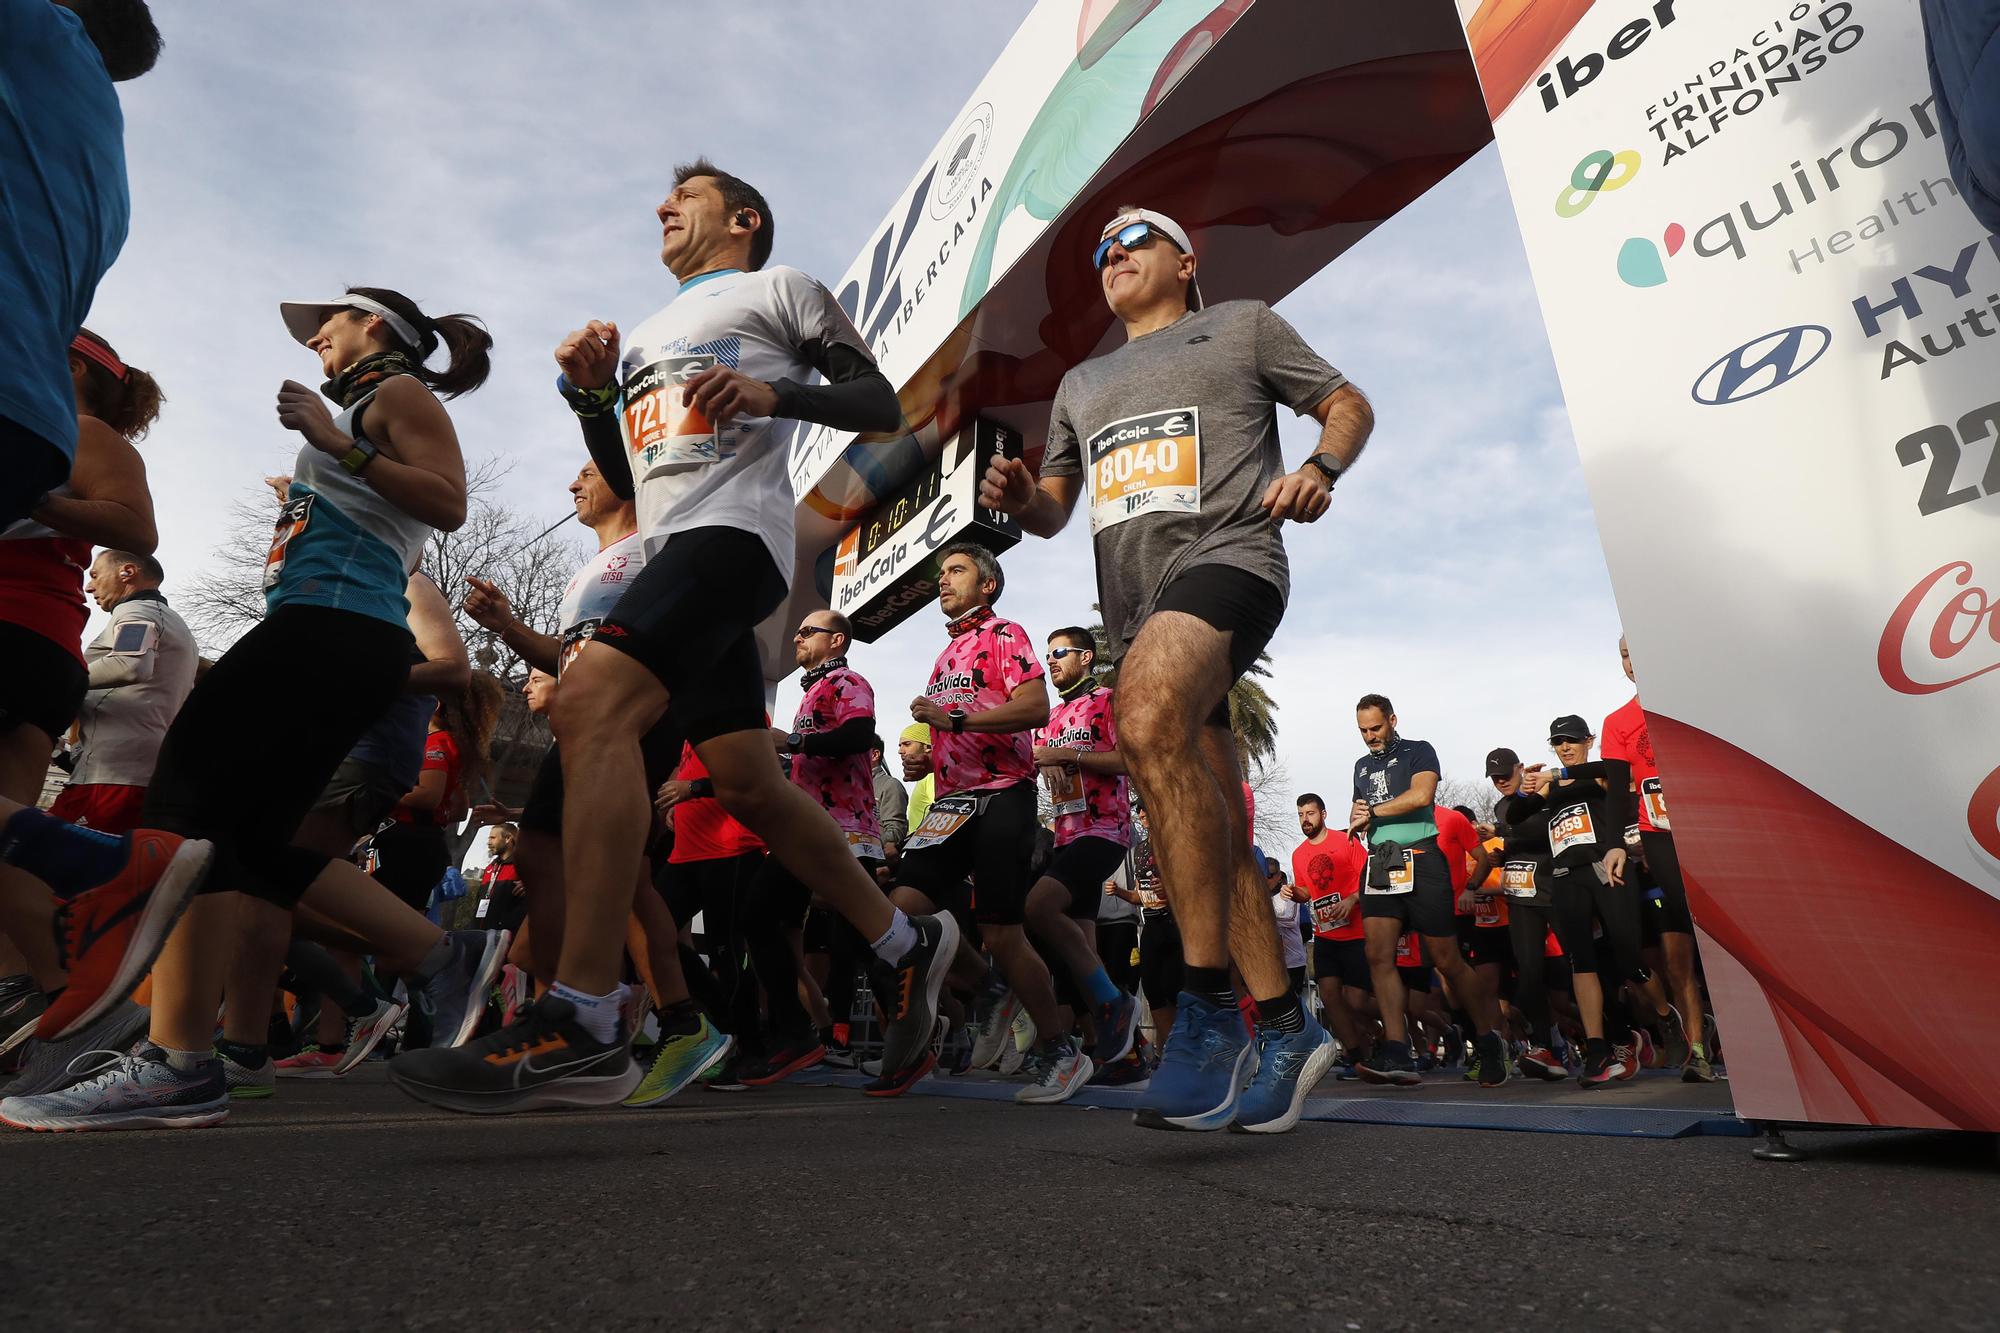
[1086,407,1201,534]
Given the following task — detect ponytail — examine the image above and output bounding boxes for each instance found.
[345,286,493,399]
[71,328,165,440]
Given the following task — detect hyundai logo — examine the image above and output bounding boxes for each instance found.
[1690,325,1832,405]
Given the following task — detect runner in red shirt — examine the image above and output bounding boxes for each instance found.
[1603,634,1711,1082]
[656,740,766,1085]
[1438,803,1510,1079]
[1291,793,1373,1074]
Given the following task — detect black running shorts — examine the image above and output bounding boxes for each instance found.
[1149,564,1285,726]
[593,526,787,744]
[1314,936,1371,991]
[1639,829,1695,935]
[1456,918,1515,970]
[896,780,1038,927]
[0,620,87,741]
[1358,837,1456,938]
[1042,834,1128,919]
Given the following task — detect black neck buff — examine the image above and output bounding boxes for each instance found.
[802,655,848,686]
[325,350,420,408]
[1057,674,1097,701]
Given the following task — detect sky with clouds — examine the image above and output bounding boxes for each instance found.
[89,1,1633,847]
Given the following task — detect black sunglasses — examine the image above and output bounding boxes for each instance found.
[1093,220,1163,269]
[794,626,837,640]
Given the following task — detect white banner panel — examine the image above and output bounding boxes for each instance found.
[1459,0,2000,1129]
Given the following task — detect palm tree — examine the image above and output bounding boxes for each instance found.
[1085,620,1280,771]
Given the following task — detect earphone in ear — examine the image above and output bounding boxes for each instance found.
[735,210,752,227]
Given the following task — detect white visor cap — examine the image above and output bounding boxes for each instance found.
[279,294,424,351]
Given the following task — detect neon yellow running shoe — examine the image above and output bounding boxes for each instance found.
[624,1014,733,1108]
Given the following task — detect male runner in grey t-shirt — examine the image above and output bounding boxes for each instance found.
[981,207,1373,1135]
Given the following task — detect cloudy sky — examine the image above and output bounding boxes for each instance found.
[91,1,1632,847]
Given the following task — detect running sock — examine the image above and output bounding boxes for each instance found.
[1255,991,1306,1034]
[870,909,918,964]
[1586,1036,1611,1062]
[411,933,457,984]
[1184,966,1235,1009]
[157,1045,213,1073]
[659,999,704,1039]
[1080,966,1120,1008]
[216,1038,268,1070]
[0,809,128,899]
[550,981,622,1043]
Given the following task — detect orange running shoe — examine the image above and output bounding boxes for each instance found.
[36,830,213,1041]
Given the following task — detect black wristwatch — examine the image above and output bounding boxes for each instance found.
[783,730,804,753]
[1303,454,1342,488]
[948,708,968,734]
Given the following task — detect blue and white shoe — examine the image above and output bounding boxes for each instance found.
[1232,1011,1335,1134]
[1133,992,1252,1132]
[0,1045,227,1132]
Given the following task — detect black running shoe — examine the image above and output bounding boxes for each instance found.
[1476,1032,1511,1088]
[387,995,637,1114]
[1356,1041,1422,1088]
[865,1017,946,1098]
[738,1036,825,1087]
[877,913,959,1077]
[0,974,46,1066]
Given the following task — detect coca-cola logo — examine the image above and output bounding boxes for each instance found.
[1971,763,2000,864]
[1878,561,2000,695]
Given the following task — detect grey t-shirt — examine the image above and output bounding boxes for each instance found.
[1042,300,1344,658]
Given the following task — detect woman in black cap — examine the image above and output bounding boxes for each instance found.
[1500,715,1643,1088]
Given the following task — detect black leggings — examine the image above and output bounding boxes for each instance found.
[662,851,764,1043]
[1098,920,1140,995]
[1504,901,1558,1046]
[1139,911,1184,1009]
[143,605,412,908]
[1550,868,1645,988]
[744,856,886,1043]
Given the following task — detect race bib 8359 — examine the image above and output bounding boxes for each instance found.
[1086,407,1201,534]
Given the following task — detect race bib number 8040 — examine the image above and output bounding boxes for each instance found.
[1086,407,1201,534]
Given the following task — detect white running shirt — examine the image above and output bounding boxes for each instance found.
[615,266,871,582]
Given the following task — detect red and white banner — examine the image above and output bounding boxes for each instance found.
[1458,0,2000,1129]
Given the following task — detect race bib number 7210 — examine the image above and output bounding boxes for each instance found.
[1086,407,1201,534]
[623,355,719,479]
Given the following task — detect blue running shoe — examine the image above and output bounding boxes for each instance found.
[1089,991,1139,1067]
[1133,992,1251,1132]
[1233,1012,1335,1134]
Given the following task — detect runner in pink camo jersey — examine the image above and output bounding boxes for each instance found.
[734,608,892,1087]
[1025,625,1142,1074]
[788,641,883,852]
[921,609,1041,796]
[893,544,1095,1103]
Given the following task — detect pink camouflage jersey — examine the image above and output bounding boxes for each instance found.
[925,607,1044,796]
[1035,683,1131,848]
[789,659,882,848]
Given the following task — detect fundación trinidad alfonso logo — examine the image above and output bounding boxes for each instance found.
[1554,148,1686,288]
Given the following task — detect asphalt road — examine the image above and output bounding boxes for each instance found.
[4,1065,1996,1332]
